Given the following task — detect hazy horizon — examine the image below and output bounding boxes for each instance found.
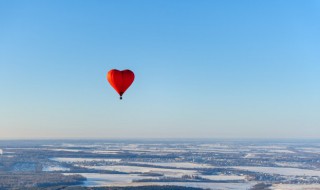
[1,0,319,139]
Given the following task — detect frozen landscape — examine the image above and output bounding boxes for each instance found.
[0,139,320,189]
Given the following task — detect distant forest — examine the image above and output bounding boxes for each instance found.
[21,183,272,190]
[24,186,205,190]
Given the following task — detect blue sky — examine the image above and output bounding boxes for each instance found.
[0,0,319,139]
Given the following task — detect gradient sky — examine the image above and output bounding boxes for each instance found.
[0,0,319,139]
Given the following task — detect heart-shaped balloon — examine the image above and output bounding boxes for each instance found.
[107,69,135,99]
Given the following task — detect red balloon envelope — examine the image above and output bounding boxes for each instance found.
[107,69,135,99]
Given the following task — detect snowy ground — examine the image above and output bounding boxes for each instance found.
[297,147,320,154]
[4,140,320,189]
[90,150,123,154]
[272,184,320,190]
[81,165,198,178]
[49,148,83,152]
[130,162,214,169]
[64,173,254,190]
[43,166,70,171]
[51,157,121,163]
[233,166,320,176]
[201,175,247,181]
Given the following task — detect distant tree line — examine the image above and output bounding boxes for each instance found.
[0,172,85,189]
[25,186,206,190]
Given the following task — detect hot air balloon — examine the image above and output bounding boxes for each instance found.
[107,69,135,100]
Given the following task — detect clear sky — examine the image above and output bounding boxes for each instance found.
[0,0,319,139]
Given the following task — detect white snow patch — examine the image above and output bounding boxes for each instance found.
[298,147,320,154]
[275,162,305,168]
[43,166,70,171]
[82,165,198,178]
[91,150,123,154]
[131,162,214,169]
[244,153,255,158]
[268,149,295,154]
[199,144,230,148]
[64,173,157,186]
[64,173,254,189]
[201,175,246,181]
[233,166,320,176]
[51,157,121,163]
[49,148,82,152]
[272,184,320,190]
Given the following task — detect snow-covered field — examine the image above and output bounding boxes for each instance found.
[60,143,101,148]
[150,182,253,190]
[201,175,246,181]
[43,166,70,171]
[51,157,121,163]
[64,173,157,186]
[298,147,320,154]
[49,148,83,152]
[198,144,230,148]
[275,162,306,168]
[268,149,295,154]
[123,148,188,153]
[91,150,123,154]
[244,153,255,158]
[130,162,214,169]
[65,173,254,190]
[5,140,320,189]
[82,165,198,177]
[272,184,320,190]
[233,166,320,176]
[247,145,288,150]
